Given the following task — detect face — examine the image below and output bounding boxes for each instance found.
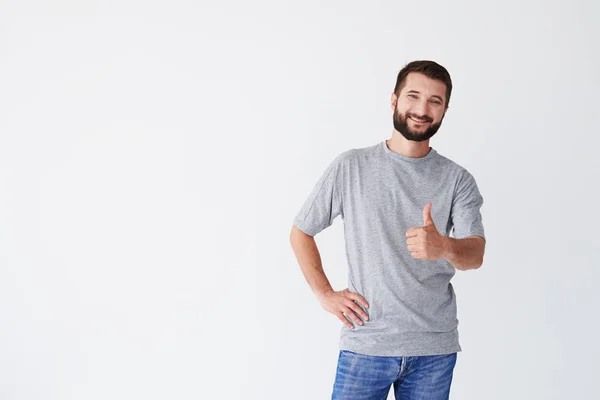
[392,72,448,142]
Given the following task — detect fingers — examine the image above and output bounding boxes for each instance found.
[337,312,354,329]
[406,239,419,248]
[346,291,369,310]
[346,301,369,323]
[339,289,370,328]
[341,307,364,327]
[423,202,434,226]
[407,244,420,252]
[406,227,419,238]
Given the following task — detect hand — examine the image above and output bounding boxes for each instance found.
[317,288,369,329]
[406,202,447,261]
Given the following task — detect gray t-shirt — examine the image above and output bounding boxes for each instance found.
[293,140,486,356]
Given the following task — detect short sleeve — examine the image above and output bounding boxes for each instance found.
[293,153,345,236]
[450,170,486,240]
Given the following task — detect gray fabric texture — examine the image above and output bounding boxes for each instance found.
[293,140,486,356]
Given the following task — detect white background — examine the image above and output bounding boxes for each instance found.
[1,1,599,399]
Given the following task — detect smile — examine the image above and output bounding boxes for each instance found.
[409,116,430,124]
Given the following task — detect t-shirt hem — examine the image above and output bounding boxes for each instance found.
[338,330,462,357]
[339,342,462,357]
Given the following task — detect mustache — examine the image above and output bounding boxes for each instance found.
[407,113,433,123]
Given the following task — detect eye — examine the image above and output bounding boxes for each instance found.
[408,94,418,99]
[430,100,442,105]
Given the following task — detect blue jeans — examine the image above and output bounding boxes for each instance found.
[331,350,457,400]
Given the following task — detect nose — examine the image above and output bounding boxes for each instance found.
[412,99,429,117]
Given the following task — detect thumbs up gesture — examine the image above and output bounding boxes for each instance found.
[406,203,447,260]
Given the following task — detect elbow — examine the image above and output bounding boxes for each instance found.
[471,241,485,270]
[477,247,485,268]
[456,257,484,271]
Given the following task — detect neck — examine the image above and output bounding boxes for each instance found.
[386,130,432,158]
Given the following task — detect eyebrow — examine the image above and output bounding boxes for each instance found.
[406,90,444,103]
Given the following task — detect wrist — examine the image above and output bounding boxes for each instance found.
[315,287,334,301]
[441,236,455,260]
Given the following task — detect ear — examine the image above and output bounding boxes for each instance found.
[391,92,398,111]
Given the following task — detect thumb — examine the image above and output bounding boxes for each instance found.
[423,203,434,226]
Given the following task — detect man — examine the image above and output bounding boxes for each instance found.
[289,60,486,400]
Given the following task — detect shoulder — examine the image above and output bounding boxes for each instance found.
[433,150,477,181]
[333,142,381,165]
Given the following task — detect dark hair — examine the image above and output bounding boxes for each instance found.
[393,60,453,107]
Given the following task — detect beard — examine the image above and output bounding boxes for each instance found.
[393,108,444,142]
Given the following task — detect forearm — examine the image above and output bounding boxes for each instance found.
[441,236,485,271]
[290,226,334,300]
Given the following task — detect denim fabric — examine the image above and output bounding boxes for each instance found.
[331,350,457,400]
